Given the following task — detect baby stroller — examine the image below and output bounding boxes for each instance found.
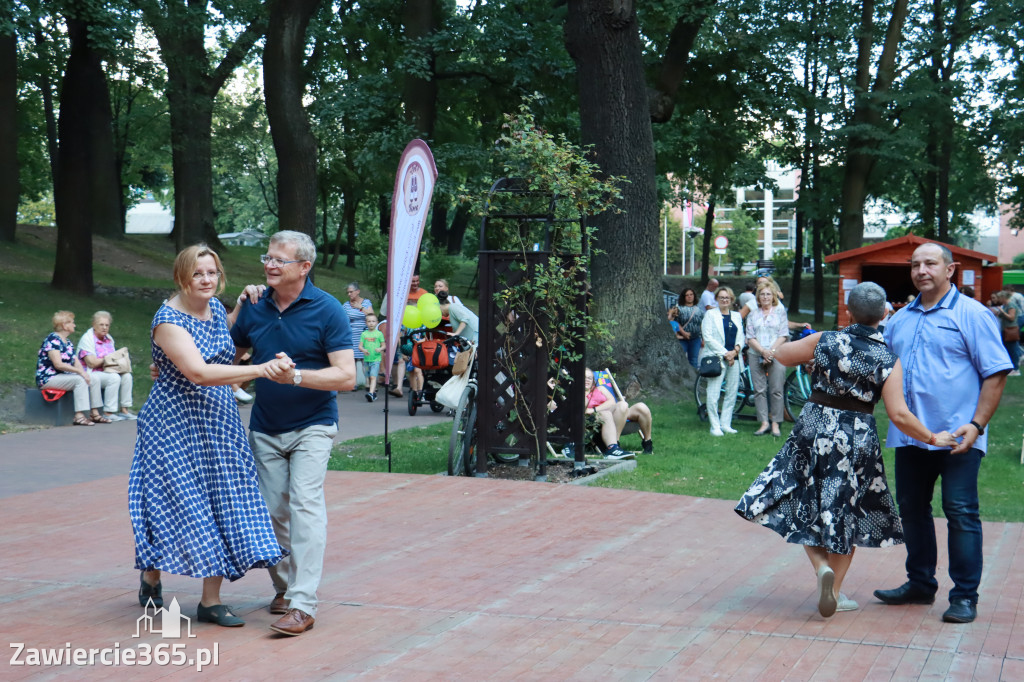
[407,331,460,415]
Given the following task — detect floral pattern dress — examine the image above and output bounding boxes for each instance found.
[734,324,904,554]
[36,333,76,386]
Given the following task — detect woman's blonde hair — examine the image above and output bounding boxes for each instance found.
[52,310,74,331]
[755,281,779,308]
[714,286,736,305]
[172,244,226,296]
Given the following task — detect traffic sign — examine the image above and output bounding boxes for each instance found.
[714,235,729,249]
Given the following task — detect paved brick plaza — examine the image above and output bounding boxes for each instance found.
[2,394,1022,680]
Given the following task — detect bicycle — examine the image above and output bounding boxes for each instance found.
[783,363,812,421]
[447,338,518,476]
[782,327,816,421]
[694,361,754,422]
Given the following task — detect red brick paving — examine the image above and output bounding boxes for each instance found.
[2,417,1024,679]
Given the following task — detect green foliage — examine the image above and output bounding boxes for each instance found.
[211,68,278,236]
[772,249,795,277]
[17,195,55,226]
[355,228,389,301]
[1012,253,1024,270]
[661,209,683,266]
[721,208,759,272]
[420,248,457,287]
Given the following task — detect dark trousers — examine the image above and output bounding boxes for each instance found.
[894,446,983,603]
[681,337,701,369]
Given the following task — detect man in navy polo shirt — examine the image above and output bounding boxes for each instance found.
[232,230,355,636]
[873,242,1010,624]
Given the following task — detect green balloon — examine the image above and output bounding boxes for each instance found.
[421,304,443,328]
[417,293,439,310]
[403,305,422,329]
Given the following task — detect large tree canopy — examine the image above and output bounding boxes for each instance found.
[7,0,1024,366]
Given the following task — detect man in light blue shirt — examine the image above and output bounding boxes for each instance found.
[874,242,1011,624]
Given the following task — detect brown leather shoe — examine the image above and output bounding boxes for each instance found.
[270,608,315,636]
[269,592,288,615]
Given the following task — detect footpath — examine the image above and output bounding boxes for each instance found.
[0,389,448,498]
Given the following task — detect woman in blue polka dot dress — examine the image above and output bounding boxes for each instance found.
[129,245,289,628]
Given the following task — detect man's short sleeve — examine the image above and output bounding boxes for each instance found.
[322,297,353,354]
[960,300,1014,379]
[230,304,252,349]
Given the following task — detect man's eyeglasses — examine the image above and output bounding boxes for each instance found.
[192,270,221,281]
[260,255,304,267]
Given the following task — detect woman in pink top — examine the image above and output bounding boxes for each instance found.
[584,368,627,458]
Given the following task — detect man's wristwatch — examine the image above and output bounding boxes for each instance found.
[293,369,303,385]
[969,420,984,435]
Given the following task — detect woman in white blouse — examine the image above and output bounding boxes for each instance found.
[700,286,744,436]
[745,282,789,436]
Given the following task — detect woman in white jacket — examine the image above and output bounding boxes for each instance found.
[700,286,744,435]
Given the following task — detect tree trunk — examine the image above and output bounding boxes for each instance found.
[837,0,909,251]
[429,201,447,247]
[447,203,471,255]
[701,194,716,284]
[264,0,321,241]
[66,12,122,241]
[319,184,330,266]
[0,17,17,243]
[34,27,59,187]
[937,131,951,242]
[344,194,359,268]
[53,15,105,294]
[921,132,938,238]
[379,194,389,233]
[566,0,677,385]
[402,0,439,138]
[328,193,344,270]
[164,79,218,250]
[648,1,712,123]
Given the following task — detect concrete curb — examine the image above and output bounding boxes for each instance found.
[569,458,637,485]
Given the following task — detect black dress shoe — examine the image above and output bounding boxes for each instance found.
[138,571,163,609]
[197,603,245,627]
[873,581,935,605]
[942,599,977,623]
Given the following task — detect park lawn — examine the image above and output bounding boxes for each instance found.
[330,374,1024,523]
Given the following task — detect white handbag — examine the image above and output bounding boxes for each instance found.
[435,371,471,409]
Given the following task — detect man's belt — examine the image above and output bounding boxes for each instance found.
[808,390,875,414]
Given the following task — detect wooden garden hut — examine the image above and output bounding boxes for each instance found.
[824,235,1002,328]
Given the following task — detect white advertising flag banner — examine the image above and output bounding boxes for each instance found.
[383,140,438,372]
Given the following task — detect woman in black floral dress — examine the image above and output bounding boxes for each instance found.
[735,283,957,618]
